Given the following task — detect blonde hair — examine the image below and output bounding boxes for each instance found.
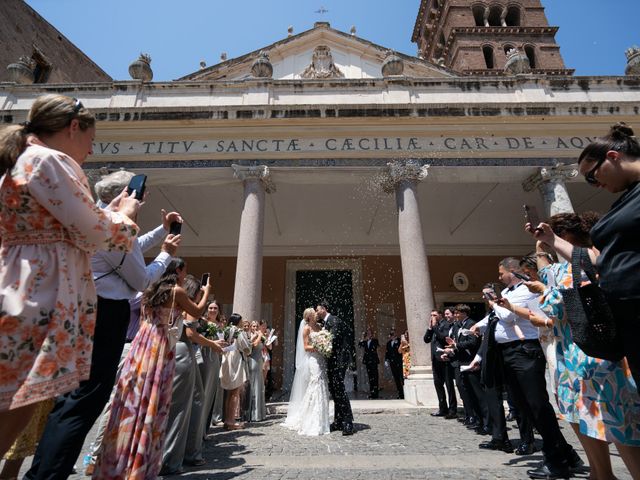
[0,94,95,176]
[303,307,316,322]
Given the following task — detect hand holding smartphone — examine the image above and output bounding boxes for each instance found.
[127,174,147,201]
[523,204,542,231]
[201,272,210,287]
[169,221,182,235]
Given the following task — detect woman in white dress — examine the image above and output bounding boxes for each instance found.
[283,308,331,436]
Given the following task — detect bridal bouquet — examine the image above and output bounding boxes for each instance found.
[311,329,333,358]
[204,322,223,340]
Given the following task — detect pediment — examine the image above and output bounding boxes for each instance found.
[178,23,455,81]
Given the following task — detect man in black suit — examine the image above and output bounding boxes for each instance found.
[385,329,404,399]
[424,309,457,417]
[358,327,380,399]
[317,301,354,435]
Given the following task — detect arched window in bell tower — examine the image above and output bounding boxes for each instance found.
[472,4,486,26]
[505,6,521,26]
[482,45,495,69]
[524,44,536,69]
[488,5,502,26]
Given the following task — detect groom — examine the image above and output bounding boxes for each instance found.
[316,301,354,435]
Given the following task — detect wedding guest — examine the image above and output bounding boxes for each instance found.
[247,321,267,422]
[161,275,220,474]
[94,260,210,479]
[258,320,275,401]
[399,330,411,380]
[239,320,253,421]
[220,314,251,430]
[575,122,640,389]
[205,301,226,428]
[523,214,640,479]
[358,327,380,399]
[424,310,457,417]
[385,330,404,399]
[0,94,139,456]
[28,170,181,479]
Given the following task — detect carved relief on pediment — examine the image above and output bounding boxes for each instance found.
[301,45,344,79]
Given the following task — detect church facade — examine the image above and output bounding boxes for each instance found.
[2,0,639,402]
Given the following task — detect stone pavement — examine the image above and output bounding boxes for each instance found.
[19,401,632,480]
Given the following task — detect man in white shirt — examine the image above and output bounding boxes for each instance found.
[27,170,182,480]
[487,258,579,479]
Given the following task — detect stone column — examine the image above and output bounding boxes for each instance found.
[522,165,578,217]
[383,161,437,406]
[231,165,275,322]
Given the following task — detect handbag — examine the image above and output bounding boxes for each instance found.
[559,247,623,361]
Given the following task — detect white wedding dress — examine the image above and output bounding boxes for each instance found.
[283,320,331,436]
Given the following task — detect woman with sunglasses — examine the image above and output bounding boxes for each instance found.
[0,95,140,456]
[528,122,640,392]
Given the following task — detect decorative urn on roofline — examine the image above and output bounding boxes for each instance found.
[382,50,404,77]
[128,53,153,82]
[251,51,273,78]
[626,46,640,76]
[7,56,35,84]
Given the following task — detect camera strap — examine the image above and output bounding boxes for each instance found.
[94,253,127,282]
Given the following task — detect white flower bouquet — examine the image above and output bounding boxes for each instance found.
[311,329,333,358]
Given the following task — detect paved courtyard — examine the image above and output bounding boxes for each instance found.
[156,411,631,480]
[18,402,632,480]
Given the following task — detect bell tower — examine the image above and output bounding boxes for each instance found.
[411,0,573,76]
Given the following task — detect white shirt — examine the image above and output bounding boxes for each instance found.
[92,225,171,300]
[492,283,541,343]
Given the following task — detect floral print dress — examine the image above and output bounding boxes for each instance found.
[539,262,640,445]
[0,138,137,412]
[93,304,181,480]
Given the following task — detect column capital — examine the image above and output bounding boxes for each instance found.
[232,164,276,193]
[381,160,429,193]
[522,164,579,192]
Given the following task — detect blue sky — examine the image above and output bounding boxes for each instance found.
[25,0,640,81]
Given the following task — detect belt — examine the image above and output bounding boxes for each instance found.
[497,338,539,349]
[2,228,72,247]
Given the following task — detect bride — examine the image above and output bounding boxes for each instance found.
[283,307,331,435]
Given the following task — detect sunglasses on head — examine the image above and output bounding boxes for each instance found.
[72,98,84,113]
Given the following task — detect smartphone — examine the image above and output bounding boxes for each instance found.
[127,174,147,201]
[512,271,531,282]
[523,204,541,228]
[201,272,210,286]
[169,221,182,235]
[483,290,498,302]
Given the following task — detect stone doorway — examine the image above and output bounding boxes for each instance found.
[283,259,365,390]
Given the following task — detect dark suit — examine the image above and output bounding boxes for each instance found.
[424,321,456,413]
[324,314,354,427]
[358,338,380,398]
[453,317,488,426]
[385,337,404,398]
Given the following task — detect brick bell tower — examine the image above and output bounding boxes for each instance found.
[412,0,573,76]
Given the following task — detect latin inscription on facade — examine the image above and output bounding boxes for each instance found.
[92,135,597,157]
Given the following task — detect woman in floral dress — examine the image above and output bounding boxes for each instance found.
[0,94,139,456]
[93,260,211,480]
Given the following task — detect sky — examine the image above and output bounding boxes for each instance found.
[24,0,640,81]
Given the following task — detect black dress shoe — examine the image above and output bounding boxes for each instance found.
[462,416,475,425]
[330,422,343,432]
[475,425,491,436]
[526,462,571,479]
[567,449,587,473]
[479,439,514,453]
[430,411,447,417]
[457,415,466,423]
[515,442,536,455]
[342,422,354,436]
[444,412,458,419]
